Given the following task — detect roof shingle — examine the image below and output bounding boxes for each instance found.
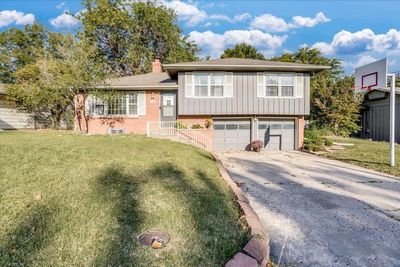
[103,72,177,89]
[164,58,331,77]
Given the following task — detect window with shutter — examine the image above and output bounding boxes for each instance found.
[85,92,145,116]
[258,73,302,98]
[189,72,229,98]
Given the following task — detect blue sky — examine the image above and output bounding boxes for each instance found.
[1,0,400,74]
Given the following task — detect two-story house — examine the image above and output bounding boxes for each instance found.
[75,58,330,151]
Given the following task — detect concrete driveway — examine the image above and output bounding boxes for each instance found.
[218,151,400,267]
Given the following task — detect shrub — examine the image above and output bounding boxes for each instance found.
[251,140,263,152]
[177,121,188,129]
[191,124,203,129]
[324,137,333,147]
[304,128,324,151]
[205,118,213,129]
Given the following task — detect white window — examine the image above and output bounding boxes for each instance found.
[193,72,224,97]
[194,73,209,97]
[265,74,279,97]
[128,93,138,115]
[280,74,294,97]
[210,73,224,96]
[86,92,142,116]
[260,73,299,98]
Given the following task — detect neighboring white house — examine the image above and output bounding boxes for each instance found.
[0,84,33,130]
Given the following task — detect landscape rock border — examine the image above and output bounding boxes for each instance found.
[211,153,270,267]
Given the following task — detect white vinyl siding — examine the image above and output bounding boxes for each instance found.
[258,73,303,98]
[86,91,146,116]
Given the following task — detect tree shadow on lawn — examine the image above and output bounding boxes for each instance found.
[150,162,249,265]
[93,163,248,266]
[0,203,60,266]
[93,167,143,266]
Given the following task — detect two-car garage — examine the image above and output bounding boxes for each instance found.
[213,118,296,151]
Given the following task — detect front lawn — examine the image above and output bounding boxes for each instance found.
[0,131,248,266]
[323,137,400,177]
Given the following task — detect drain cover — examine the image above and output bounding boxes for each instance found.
[139,230,170,249]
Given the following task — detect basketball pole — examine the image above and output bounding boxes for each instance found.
[389,74,396,167]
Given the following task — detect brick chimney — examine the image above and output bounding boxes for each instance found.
[152,58,162,73]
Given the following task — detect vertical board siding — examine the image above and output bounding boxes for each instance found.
[178,72,310,115]
[361,96,400,143]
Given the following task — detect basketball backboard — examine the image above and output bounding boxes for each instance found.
[355,58,387,93]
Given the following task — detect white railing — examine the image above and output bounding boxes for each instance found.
[147,121,212,151]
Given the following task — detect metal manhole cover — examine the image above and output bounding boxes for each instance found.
[139,230,170,249]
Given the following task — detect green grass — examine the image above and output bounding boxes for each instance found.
[323,137,400,177]
[0,130,248,266]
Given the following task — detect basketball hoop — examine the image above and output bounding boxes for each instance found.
[355,59,387,93]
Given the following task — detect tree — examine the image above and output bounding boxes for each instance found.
[0,23,67,83]
[220,43,265,60]
[271,47,362,136]
[79,0,198,76]
[6,36,108,129]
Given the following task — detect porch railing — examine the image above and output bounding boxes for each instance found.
[147,121,212,151]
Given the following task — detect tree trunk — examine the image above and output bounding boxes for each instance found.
[74,93,88,133]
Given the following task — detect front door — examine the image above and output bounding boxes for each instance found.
[160,92,176,121]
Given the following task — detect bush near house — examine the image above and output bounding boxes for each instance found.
[0,131,248,266]
[303,128,332,152]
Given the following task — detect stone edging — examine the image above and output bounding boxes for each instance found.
[211,153,270,267]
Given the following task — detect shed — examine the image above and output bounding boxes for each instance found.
[0,84,33,130]
[360,88,400,143]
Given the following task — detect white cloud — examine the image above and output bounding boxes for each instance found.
[342,54,378,69]
[0,10,35,27]
[251,12,330,32]
[312,42,334,54]
[164,0,207,26]
[311,28,400,55]
[233,13,251,22]
[163,0,250,26]
[208,13,251,23]
[56,2,66,9]
[50,12,79,28]
[188,29,287,58]
[291,12,330,28]
[251,14,289,32]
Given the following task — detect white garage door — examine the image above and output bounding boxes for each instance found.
[213,120,251,151]
[257,120,295,150]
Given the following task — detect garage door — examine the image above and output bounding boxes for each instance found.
[257,120,295,150]
[213,120,251,151]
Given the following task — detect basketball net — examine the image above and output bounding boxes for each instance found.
[352,86,372,94]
